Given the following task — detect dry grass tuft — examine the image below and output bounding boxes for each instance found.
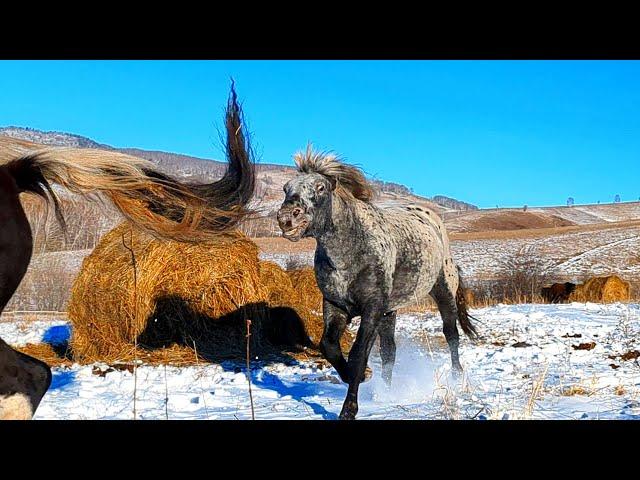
[560,385,593,396]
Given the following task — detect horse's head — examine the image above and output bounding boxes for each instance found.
[277,145,374,242]
[277,172,332,242]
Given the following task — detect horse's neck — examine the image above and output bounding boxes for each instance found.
[315,195,364,257]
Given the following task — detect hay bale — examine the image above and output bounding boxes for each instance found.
[285,267,325,346]
[68,222,269,363]
[69,221,356,365]
[569,275,630,303]
[286,268,323,314]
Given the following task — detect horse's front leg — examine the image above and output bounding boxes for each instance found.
[339,309,382,420]
[319,300,350,383]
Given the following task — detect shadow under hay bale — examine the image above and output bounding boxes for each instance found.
[138,296,321,363]
[569,275,630,303]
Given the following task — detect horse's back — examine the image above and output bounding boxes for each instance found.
[378,204,454,308]
[383,204,450,252]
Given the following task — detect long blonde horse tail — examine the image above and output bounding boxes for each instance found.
[2,84,256,243]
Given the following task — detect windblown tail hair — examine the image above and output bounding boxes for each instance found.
[455,266,479,339]
[2,84,255,243]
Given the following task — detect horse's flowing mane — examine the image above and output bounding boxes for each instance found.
[293,145,374,203]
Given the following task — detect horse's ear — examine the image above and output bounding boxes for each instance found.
[326,176,337,190]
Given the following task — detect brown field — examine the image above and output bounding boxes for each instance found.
[450,218,640,241]
[254,237,317,255]
[450,210,576,232]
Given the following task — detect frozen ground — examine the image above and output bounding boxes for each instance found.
[451,224,640,281]
[2,303,639,420]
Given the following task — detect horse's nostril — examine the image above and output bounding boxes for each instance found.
[293,208,302,218]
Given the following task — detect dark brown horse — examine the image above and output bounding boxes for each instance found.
[541,282,576,303]
[0,85,255,419]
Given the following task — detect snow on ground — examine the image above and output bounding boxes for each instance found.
[259,252,314,269]
[2,304,639,420]
[0,318,69,347]
[452,225,640,281]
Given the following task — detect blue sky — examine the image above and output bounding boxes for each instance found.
[0,60,638,208]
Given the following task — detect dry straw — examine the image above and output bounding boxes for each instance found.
[68,222,268,363]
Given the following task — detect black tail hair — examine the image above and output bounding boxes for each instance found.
[455,266,478,339]
[190,80,256,216]
[6,155,66,231]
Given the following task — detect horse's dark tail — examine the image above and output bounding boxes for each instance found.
[455,266,479,340]
[2,83,256,243]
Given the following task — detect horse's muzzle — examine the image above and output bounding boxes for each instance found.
[277,206,308,242]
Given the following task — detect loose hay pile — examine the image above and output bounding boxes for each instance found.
[66,222,352,365]
[569,275,630,303]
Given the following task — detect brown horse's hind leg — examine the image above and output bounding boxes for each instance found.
[430,274,463,372]
[0,169,52,419]
[378,311,397,386]
[0,338,52,420]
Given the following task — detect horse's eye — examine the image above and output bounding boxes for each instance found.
[316,184,325,193]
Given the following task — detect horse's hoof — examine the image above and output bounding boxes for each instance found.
[451,364,464,378]
[339,408,357,420]
[339,400,358,420]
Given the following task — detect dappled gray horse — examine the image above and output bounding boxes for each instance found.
[277,147,477,420]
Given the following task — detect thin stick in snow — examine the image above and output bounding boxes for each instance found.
[246,319,255,420]
[164,363,169,420]
[122,230,138,420]
[192,340,210,420]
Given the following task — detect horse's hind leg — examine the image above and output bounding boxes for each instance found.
[430,278,463,372]
[0,174,52,419]
[378,311,397,386]
[0,338,52,420]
